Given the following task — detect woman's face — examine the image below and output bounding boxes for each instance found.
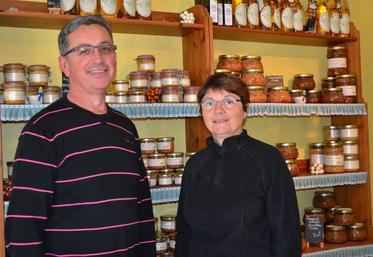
[201,89,247,145]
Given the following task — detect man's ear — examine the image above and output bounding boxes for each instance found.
[59,56,70,77]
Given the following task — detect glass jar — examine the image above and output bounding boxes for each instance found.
[160,69,180,87]
[160,215,176,233]
[146,170,158,188]
[178,70,191,87]
[343,140,359,155]
[1,63,25,83]
[312,191,335,209]
[26,86,43,105]
[333,207,356,226]
[325,206,340,225]
[147,153,166,170]
[303,207,325,223]
[241,69,265,86]
[156,233,168,254]
[276,142,298,160]
[240,55,263,70]
[347,223,368,241]
[27,65,50,86]
[150,72,162,88]
[285,159,299,177]
[247,86,267,103]
[324,141,344,173]
[327,45,348,77]
[161,87,182,103]
[128,71,149,88]
[184,152,196,164]
[174,169,183,186]
[142,155,148,169]
[290,89,306,104]
[292,74,316,91]
[322,87,345,103]
[128,89,146,103]
[79,0,97,15]
[136,0,151,19]
[116,91,128,104]
[43,86,61,104]
[323,125,340,141]
[158,170,173,187]
[105,91,116,104]
[214,69,232,75]
[168,233,176,252]
[321,76,337,89]
[140,138,157,154]
[336,74,357,103]
[135,55,155,72]
[113,80,129,92]
[166,152,184,169]
[2,82,26,104]
[216,54,242,72]
[267,87,292,103]
[325,225,348,244]
[121,0,136,18]
[183,86,199,103]
[156,137,174,154]
[309,143,324,174]
[344,155,360,172]
[339,124,358,141]
[306,90,322,103]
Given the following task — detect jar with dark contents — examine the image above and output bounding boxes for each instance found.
[312,191,335,209]
[323,125,340,141]
[292,74,316,91]
[290,89,306,104]
[241,69,265,86]
[347,223,368,241]
[325,206,340,225]
[333,207,356,226]
[303,207,325,223]
[240,55,263,70]
[216,54,242,72]
[327,45,348,77]
[247,86,267,103]
[324,141,344,173]
[160,215,176,233]
[336,74,357,103]
[276,142,298,160]
[322,87,345,103]
[267,87,292,103]
[156,233,168,254]
[325,225,348,244]
[321,76,336,89]
[306,90,322,103]
[285,159,299,177]
[168,233,176,252]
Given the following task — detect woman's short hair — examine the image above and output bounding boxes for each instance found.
[197,73,249,112]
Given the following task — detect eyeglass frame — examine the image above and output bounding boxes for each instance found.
[62,44,117,57]
[200,96,242,110]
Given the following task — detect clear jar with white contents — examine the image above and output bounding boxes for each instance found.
[178,70,191,87]
[1,63,26,83]
[115,91,128,104]
[183,87,199,103]
[113,80,129,92]
[343,140,359,155]
[140,138,157,154]
[339,125,359,141]
[166,152,184,169]
[148,153,166,170]
[150,72,162,88]
[161,69,180,86]
[161,87,182,103]
[128,89,146,103]
[309,143,324,174]
[105,91,116,104]
[158,170,173,187]
[344,155,360,172]
[2,82,26,104]
[160,215,176,233]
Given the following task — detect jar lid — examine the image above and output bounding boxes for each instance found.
[326,224,346,232]
[156,137,174,142]
[2,82,26,89]
[219,54,240,60]
[335,207,353,214]
[27,64,49,71]
[309,142,324,149]
[140,138,156,143]
[146,170,158,175]
[148,153,166,158]
[113,80,129,85]
[290,89,305,94]
[247,86,265,91]
[304,207,324,215]
[325,141,343,147]
[242,69,263,74]
[323,87,343,92]
[175,168,184,172]
[306,90,321,94]
[2,63,25,70]
[294,73,313,78]
[269,86,288,91]
[185,152,196,157]
[344,154,359,161]
[348,223,366,229]
[166,152,184,158]
[215,68,231,74]
[285,159,297,164]
[314,190,334,197]
[160,215,176,220]
[327,45,347,50]
[335,74,356,79]
[276,142,296,147]
[339,124,358,129]
[343,140,358,145]
[135,54,155,60]
[128,71,149,77]
[323,125,339,130]
[241,55,261,61]
[322,76,336,82]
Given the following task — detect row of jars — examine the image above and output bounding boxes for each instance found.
[126,69,191,88]
[1,84,62,105]
[0,64,51,86]
[146,169,183,188]
[143,152,195,171]
[155,214,176,255]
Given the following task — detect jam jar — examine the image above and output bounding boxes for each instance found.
[303,207,325,223]
[321,76,337,89]
[1,63,25,83]
[158,169,173,187]
[336,74,357,103]
[339,124,358,141]
[156,137,174,154]
[43,86,61,104]
[128,71,149,88]
[166,152,184,169]
[324,141,344,173]
[240,55,263,70]
[216,54,242,72]
[135,55,155,72]
[343,140,359,155]
[183,86,199,103]
[161,87,182,103]
[161,69,180,87]
[146,170,158,188]
[178,70,191,87]
[150,72,162,88]
[327,45,348,77]
[113,80,129,92]
[156,233,168,254]
[241,69,265,86]
[128,89,146,103]
[323,125,340,141]
[325,225,348,244]
[147,153,166,170]
[160,215,176,233]
[285,159,299,177]
[140,138,157,154]
[312,191,335,209]
[290,89,306,104]
[2,82,26,104]
[322,87,345,103]
[325,206,340,225]
[347,223,368,241]
[267,87,292,103]
[333,207,356,226]
[292,74,316,91]
[344,155,360,172]
[27,65,50,86]
[276,142,298,160]
[247,86,267,103]
[306,90,322,103]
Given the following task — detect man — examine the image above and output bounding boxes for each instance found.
[5,15,155,257]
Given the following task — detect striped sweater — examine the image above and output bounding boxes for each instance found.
[5,96,156,257]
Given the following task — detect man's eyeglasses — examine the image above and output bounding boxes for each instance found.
[201,97,241,110]
[62,44,117,57]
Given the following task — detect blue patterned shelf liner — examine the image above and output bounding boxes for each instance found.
[0,103,367,121]
[302,244,373,257]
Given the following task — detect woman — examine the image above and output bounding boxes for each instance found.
[176,73,301,257]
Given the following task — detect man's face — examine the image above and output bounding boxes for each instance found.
[59,24,116,95]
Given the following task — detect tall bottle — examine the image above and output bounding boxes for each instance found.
[260,0,272,29]
[317,0,330,35]
[292,0,305,32]
[281,0,293,32]
[79,0,97,15]
[270,0,281,31]
[328,0,340,36]
[60,0,79,14]
[305,0,317,33]
[224,0,234,26]
[136,0,151,19]
[207,0,219,24]
[218,0,224,25]
[339,0,350,37]
[233,0,248,27]
[99,0,119,18]
[247,0,260,28]
[120,0,136,18]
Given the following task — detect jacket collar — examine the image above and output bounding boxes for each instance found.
[206,130,248,152]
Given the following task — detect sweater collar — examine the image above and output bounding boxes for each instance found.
[206,130,248,152]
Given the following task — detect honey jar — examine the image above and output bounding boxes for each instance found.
[146,170,158,188]
[158,169,173,187]
[247,86,267,103]
[292,74,316,91]
[342,140,359,155]
[166,152,184,169]
[276,142,298,160]
[43,86,61,104]
[156,137,174,154]
[344,155,360,172]
[267,87,292,103]
[339,124,358,141]
[160,69,180,87]
[323,125,340,141]
[347,223,368,241]
[156,233,168,254]
[324,141,344,173]
[183,86,199,103]
[128,89,146,103]
[140,138,157,154]
[321,76,336,89]
[327,45,348,77]
[322,87,345,103]
[290,89,306,104]
[306,90,322,103]
[240,55,263,70]
[135,55,155,72]
[178,70,191,87]
[161,87,182,103]
[1,63,25,83]
[336,74,357,103]
[325,225,348,244]
[128,71,149,88]
[27,65,50,86]
[333,207,356,226]
[241,69,265,86]
[147,153,166,170]
[312,191,335,209]
[216,54,242,72]
[2,82,26,104]
[160,215,176,233]
[113,80,129,92]
[285,159,299,177]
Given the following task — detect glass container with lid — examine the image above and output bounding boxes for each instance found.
[267,87,292,103]
[128,71,149,88]
[324,141,344,173]
[285,159,299,177]
[292,74,316,91]
[161,87,182,103]
[2,82,26,104]
[43,86,61,104]
[306,90,322,103]
[241,69,265,86]
[339,124,358,141]
[323,125,340,141]
[344,155,360,172]
[1,63,25,83]
[290,89,306,104]
[148,153,166,170]
[27,65,50,86]
[321,76,336,89]
[113,80,129,92]
[327,45,348,77]
[322,87,345,103]
[135,55,155,72]
[312,191,335,209]
[160,215,176,233]
[160,69,180,87]
[241,55,263,70]
[276,142,298,160]
[247,86,267,103]
[216,54,242,72]
[325,225,348,244]
[347,223,368,241]
[333,207,356,226]
[336,74,357,103]
[156,137,174,154]
[140,138,157,154]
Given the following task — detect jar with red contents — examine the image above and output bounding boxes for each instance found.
[335,74,357,103]
[292,74,316,91]
[216,54,242,72]
[322,87,345,103]
[241,69,265,86]
[321,77,336,89]
[240,55,263,70]
[306,90,322,103]
[327,45,348,77]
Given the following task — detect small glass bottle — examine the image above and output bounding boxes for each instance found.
[270,0,281,31]
[260,0,272,30]
[99,0,119,18]
[158,170,173,187]
[60,0,79,14]
[233,0,248,27]
[121,0,136,18]
[281,0,294,32]
[342,140,358,155]
[224,0,233,27]
[136,0,151,19]
[328,0,340,36]
[156,233,168,255]
[146,170,158,188]
[316,0,330,36]
[247,0,260,28]
[339,0,350,37]
[79,0,97,15]
[305,0,317,33]
[292,0,305,32]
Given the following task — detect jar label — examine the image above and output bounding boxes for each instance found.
[324,155,344,166]
[184,94,198,103]
[340,13,350,34]
[79,0,97,13]
[44,94,60,104]
[148,158,165,168]
[162,94,180,103]
[320,12,330,32]
[123,0,136,16]
[169,239,176,249]
[260,5,271,28]
[343,144,358,155]
[100,0,117,15]
[293,10,304,32]
[161,78,179,86]
[116,95,128,103]
[129,94,146,103]
[247,3,259,26]
[61,0,75,12]
[4,90,25,102]
[235,3,247,26]
[167,157,183,166]
[328,58,347,69]
[158,177,172,186]
[224,3,233,26]
[29,73,49,83]
[156,241,167,251]
[141,142,156,152]
[330,12,340,34]
[136,0,151,17]
[139,63,155,71]
[274,8,281,29]
[105,95,116,103]
[161,220,176,230]
[181,78,191,87]
[340,128,358,139]
[345,160,360,171]
[150,80,162,88]
[130,79,148,88]
[157,141,172,151]
[5,72,24,82]
[174,176,182,185]
[337,85,356,96]
[310,154,324,165]
[281,7,293,29]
